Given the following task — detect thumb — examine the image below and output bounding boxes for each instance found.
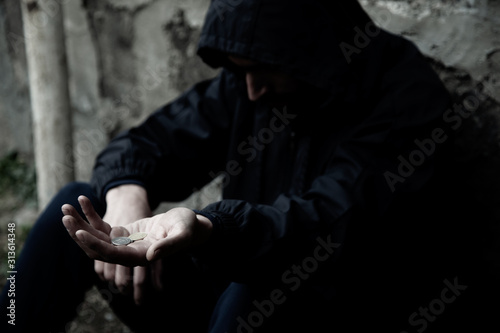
[146,229,192,261]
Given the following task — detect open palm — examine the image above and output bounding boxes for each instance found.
[62,195,212,267]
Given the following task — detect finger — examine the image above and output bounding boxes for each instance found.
[76,229,148,266]
[103,262,116,282]
[62,205,110,242]
[150,259,164,292]
[94,260,105,281]
[78,195,112,235]
[63,215,106,259]
[133,266,148,306]
[115,265,133,295]
[146,228,191,261]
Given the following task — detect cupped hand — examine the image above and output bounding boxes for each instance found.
[94,184,152,303]
[62,195,213,267]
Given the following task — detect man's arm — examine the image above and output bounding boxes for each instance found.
[90,70,235,209]
[88,70,235,303]
[104,184,150,226]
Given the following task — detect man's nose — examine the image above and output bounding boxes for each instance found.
[245,72,268,101]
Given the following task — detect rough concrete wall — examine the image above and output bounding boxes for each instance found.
[360,0,500,102]
[0,1,32,156]
[65,0,218,183]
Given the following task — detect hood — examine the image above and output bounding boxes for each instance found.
[197,0,376,93]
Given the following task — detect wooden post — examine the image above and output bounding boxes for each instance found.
[21,0,74,210]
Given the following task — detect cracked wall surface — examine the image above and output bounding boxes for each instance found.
[361,0,500,102]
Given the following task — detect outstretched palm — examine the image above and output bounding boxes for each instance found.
[62,196,212,267]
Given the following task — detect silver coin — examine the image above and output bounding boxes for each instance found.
[111,236,132,246]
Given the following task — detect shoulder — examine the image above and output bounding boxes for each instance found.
[360,30,451,120]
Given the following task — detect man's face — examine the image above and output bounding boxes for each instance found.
[227,55,301,107]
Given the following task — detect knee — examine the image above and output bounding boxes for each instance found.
[55,182,92,206]
[58,182,93,199]
[30,182,99,235]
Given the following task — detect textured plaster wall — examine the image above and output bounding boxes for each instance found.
[64,0,217,184]
[0,1,31,157]
[361,0,500,102]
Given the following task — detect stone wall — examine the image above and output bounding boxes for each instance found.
[0,1,31,157]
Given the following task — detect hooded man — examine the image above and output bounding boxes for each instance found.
[1,0,495,332]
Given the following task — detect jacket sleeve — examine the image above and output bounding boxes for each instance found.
[194,64,454,282]
[90,71,234,208]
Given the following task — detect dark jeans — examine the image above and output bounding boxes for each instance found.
[0,182,337,333]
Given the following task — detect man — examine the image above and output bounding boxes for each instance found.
[1,0,495,332]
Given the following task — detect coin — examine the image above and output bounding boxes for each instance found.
[128,232,148,241]
[111,236,132,246]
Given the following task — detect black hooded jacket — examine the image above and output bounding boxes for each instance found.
[90,1,485,329]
